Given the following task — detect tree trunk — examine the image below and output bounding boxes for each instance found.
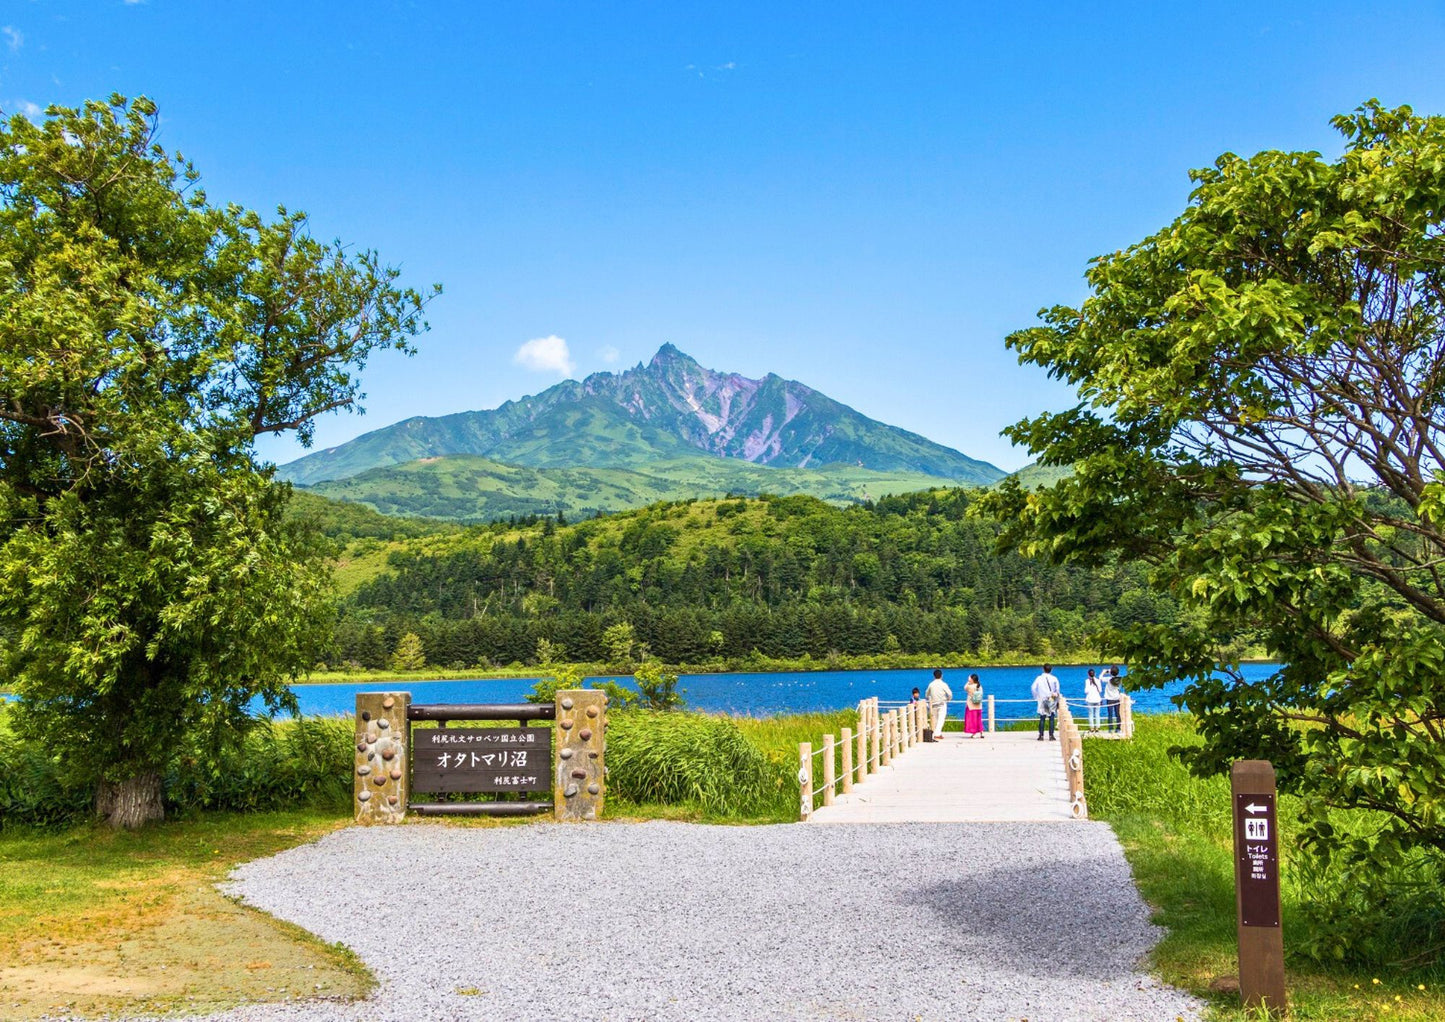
[95,771,165,829]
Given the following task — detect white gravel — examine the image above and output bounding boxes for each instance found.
[130,821,1202,1022]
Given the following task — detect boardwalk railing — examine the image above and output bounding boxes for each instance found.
[811,691,1138,822]
[797,696,929,820]
[876,693,1135,737]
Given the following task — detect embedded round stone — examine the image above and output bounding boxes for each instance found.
[357,765,372,776]
[356,742,368,753]
[361,711,372,721]
[378,719,389,730]
[560,718,573,730]
[358,789,372,802]
[586,706,599,718]
[564,784,579,797]
[561,697,574,710]
[382,696,395,710]
[587,783,600,795]
[367,732,378,744]
[387,795,399,806]
[390,768,403,780]
[571,768,587,779]
[589,751,599,759]
[381,746,396,761]
[373,776,387,786]
[579,728,593,740]
[559,748,574,759]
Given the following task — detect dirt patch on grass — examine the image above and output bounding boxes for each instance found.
[0,813,372,1020]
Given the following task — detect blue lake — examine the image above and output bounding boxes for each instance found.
[275,663,1281,719]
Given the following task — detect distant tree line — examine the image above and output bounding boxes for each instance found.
[328,490,1185,668]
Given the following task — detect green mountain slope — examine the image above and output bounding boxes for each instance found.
[303,452,978,522]
[277,345,1004,486]
[1000,462,1073,489]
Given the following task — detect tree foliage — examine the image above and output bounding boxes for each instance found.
[0,96,433,826]
[330,489,1177,669]
[977,101,1445,871]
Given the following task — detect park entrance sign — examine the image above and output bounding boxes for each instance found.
[352,690,605,824]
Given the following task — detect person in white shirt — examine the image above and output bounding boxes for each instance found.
[1031,664,1060,741]
[924,669,953,738]
[1084,668,1103,733]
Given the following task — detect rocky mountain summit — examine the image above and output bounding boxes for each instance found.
[277,344,1003,487]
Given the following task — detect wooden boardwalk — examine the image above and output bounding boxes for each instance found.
[807,730,1075,823]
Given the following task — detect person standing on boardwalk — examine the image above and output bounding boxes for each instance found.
[963,673,985,738]
[1084,668,1103,733]
[1103,665,1123,734]
[1032,664,1060,741]
[925,669,952,738]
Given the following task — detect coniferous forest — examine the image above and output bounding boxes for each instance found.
[310,488,1190,670]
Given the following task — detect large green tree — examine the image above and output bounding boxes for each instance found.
[0,96,434,827]
[979,101,1445,868]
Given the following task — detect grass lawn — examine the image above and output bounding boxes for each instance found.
[0,810,368,1020]
[1086,714,1445,1021]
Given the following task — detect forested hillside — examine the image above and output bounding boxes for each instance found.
[317,489,1184,669]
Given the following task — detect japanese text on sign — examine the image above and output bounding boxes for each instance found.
[412,727,552,793]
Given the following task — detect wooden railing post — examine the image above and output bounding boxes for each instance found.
[856,721,867,783]
[799,742,813,820]
[1059,699,1087,818]
[1121,693,1134,739]
[881,713,893,766]
[987,693,995,732]
[822,734,836,806]
[841,726,854,793]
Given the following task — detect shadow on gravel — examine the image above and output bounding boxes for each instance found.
[901,858,1154,979]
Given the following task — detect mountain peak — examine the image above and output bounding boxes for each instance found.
[649,342,696,367]
[277,346,1005,487]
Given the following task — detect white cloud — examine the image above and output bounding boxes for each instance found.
[2,26,22,52]
[513,335,575,376]
[7,99,42,121]
[599,345,620,365]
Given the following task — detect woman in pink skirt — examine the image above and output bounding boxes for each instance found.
[963,673,985,738]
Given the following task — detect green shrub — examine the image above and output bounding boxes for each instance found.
[165,716,355,814]
[0,704,93,827]
[606,710,787,818]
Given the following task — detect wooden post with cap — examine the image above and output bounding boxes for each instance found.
[1232,759,1286,1015]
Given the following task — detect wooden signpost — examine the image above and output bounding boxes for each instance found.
[354,691,604,823]
[1231,759,1286,1016]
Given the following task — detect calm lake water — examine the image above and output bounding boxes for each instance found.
[276,663,1281,719]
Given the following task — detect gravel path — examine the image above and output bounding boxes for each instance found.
[161,821,1201,1022]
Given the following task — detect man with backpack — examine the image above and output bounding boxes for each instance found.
[1031,664,1060,741]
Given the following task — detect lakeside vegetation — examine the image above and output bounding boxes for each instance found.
[304,488,1234,674]
[1087,715,1445,1021]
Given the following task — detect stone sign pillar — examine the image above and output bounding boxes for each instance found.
[554,690,606,821]
[355,692,410,824]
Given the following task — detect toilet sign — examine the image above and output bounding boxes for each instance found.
[1234,790,1280,927]
[1231,760,1286,1014]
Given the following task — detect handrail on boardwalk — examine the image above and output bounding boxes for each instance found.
[799,693,1134,820]
[797,696,928,820]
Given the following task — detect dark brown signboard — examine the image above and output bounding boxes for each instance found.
[412,728,552,793]
[1233,790,1280,928]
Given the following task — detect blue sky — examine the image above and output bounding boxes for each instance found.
[4,2,1444,471]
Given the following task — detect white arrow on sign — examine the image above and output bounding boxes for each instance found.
[1245,802,1267,814]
